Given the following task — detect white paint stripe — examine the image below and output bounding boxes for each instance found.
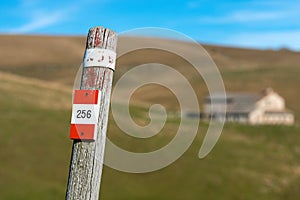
[83,48,116,70]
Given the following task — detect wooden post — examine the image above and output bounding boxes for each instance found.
[66,27,117,200]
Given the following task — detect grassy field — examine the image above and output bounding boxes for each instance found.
[0,71,300,199]
[0,35,300,199]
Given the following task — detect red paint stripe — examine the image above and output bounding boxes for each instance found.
[70,124,96,140]
[73,90,99,104]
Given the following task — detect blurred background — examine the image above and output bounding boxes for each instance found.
[0,0,299,199]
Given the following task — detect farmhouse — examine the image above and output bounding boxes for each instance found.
[204,88,294,125]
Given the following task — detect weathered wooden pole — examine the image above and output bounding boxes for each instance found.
[66,27,117,200]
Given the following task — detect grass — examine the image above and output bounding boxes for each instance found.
[1,86,300,199]
[0,74,72,199]
[102,110,300,200]
[0,107,72,199]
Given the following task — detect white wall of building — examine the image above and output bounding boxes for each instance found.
[256,92,285,111]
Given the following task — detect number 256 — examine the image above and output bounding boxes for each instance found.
[76,110,92,119]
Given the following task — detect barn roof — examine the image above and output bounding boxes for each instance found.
[205,93,262,113]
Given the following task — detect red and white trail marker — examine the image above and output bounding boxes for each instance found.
[70,90,101,140]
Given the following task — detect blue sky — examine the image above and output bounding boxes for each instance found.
[1,0,300,50]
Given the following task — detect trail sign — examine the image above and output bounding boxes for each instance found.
[70,90,101,140]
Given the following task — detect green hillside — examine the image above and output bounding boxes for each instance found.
[0,35,299,199]
[0,35,299,119]
[0,71,300,199]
